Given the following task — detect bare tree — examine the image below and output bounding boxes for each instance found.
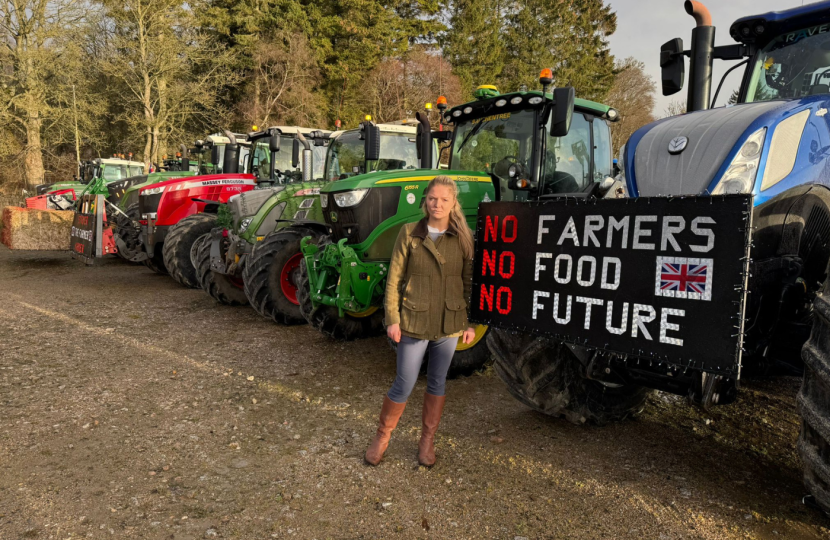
[238,32,326,129]
[663,99,687,118]
[605,57,656,156]
[359,48,464,125]
[0,0,83,187]
[98,0,238,165]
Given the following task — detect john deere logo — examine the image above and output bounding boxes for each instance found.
[330,211,338,222]
[668,136,689,154]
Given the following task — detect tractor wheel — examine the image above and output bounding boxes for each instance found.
[243,228,316,325]
[162,213,217,288]
[487,328,649,425]
[114,203,142,262]
[386,324,492,379]
[297,259,385,340]
[798,277,830,515]
[143,248,167,275]
[195,232,248,306]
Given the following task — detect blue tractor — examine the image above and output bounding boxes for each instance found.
[489,0,830,513]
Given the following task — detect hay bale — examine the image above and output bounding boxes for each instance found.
[1,206,74,250]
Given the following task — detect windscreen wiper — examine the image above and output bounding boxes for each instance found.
[455,121,485,154]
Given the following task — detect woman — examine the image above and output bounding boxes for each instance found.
[365,175,477,467]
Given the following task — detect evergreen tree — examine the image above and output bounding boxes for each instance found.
[501,0,616,101]
[442,0,505,97]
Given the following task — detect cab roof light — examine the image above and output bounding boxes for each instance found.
[436,96,448,110]
[539,68,553,94]
[424,102,432,110]
[364,114,372,121]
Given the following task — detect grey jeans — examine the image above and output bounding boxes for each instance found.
[387,335,459,403]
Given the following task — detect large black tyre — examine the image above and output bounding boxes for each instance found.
[162,213,217,288]
[114,203,142,262]
[488,328,649,425]
[195,233,249,306]
[386,325,492,379]
[297,259,385,340]
[243,227,316,325]
[798,281,830,515]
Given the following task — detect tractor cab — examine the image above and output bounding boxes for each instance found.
[323,118,435,181]
[444,82,617,202]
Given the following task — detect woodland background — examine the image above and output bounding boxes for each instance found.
[0,0,666,189]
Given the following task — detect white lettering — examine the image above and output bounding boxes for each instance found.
[661,216,685,251]
[600,257,621,290]
[690,216,715,253]
[606,301,628,335]
[583,215,603,247]
[537,215,556,244]
[576,256,596,287]
[660,308,685,346]
[535,252,553,281]
[532,290,550,320]
[606,216,629,248]
[552,293,571,324]
[554,254,572,284]
[632,304,656,340]
[557,216,580,246]
[633,216,657,250]
[575,296,603,329]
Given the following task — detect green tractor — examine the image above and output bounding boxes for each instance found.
[298,85,617,376]
[194,126,330,305]
[200,120,431,325]
[27,157,146,208]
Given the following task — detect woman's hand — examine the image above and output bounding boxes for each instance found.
[462,327,477,344]
[387,323,401,343]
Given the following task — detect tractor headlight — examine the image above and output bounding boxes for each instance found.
[239,217,253,232]
[712,128,766,195]
[333,189,369,207]
[320,194,328,208]
[144,186,165,195]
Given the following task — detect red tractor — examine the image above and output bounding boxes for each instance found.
[135,131,255,284]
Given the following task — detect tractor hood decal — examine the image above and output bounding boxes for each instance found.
[629,101,784,197]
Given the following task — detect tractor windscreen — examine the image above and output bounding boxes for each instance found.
[250,137,293,182]
[450,109,535,184]
[746,25,830,102]
[324,131,419,181]
[102,164,144,181]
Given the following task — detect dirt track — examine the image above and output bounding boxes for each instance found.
[0,247,828,540]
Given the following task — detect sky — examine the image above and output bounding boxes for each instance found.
[607,0,808,116]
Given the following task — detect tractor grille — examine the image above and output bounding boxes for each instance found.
[324,187,401,244]
[107,175,148,206]
[139,192,163,216]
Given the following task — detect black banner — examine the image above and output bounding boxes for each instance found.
[470,195,752,375]
[70,212,96,264]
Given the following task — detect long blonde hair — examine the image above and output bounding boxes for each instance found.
[423,175,475,260]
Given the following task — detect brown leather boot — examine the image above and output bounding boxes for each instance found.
[364,396,406,466]
[418,393,446,467]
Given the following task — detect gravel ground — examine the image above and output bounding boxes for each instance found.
[0,246,828,540]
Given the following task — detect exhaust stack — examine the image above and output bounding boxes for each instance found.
[415,112,433,169]
[222,130,239,174]
[296,132,313,182]
[685,0,715,112]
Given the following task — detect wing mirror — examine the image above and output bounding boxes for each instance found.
[661,38,685,96]
[550,87,575,137]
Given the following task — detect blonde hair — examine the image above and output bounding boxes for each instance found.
[423,175,475,260]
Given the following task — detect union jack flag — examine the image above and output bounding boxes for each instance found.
[655,257,713,301]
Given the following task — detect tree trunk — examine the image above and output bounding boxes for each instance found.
[24,111,45,189]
